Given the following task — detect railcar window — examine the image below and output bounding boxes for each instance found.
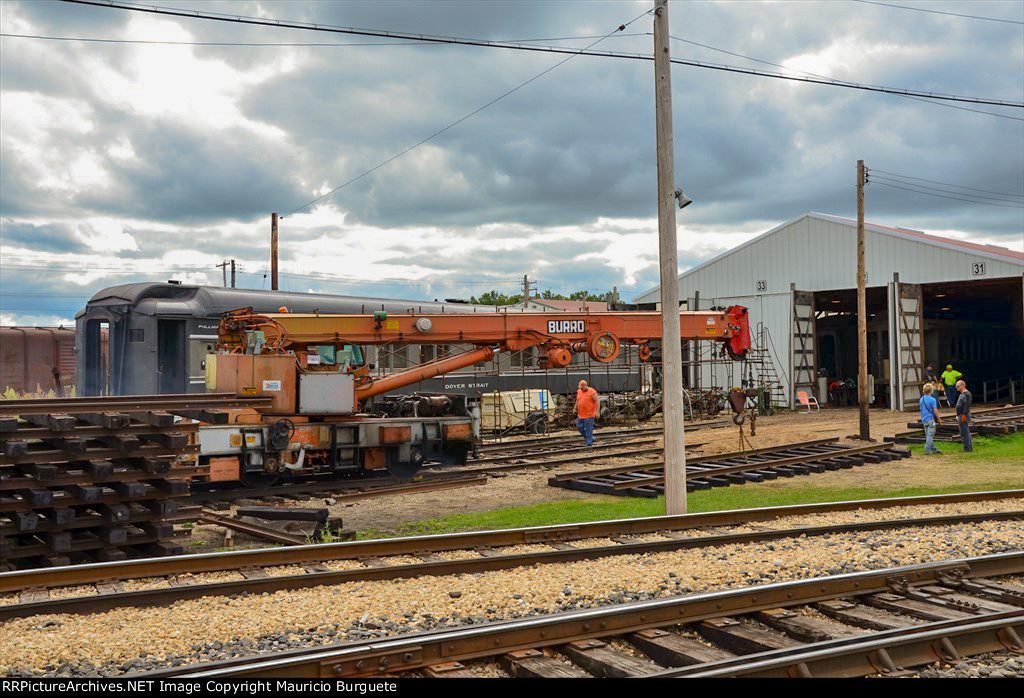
[310,344,364,367]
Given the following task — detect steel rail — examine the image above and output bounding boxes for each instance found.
[608,442,902,490]
[185,473,487,505]
[475,421,725,453]
[127,552,1024,678]
[1,497,1021,619]
[475,434,662,457]
[0,444,199,466]
[197,510,309,546]
[3,422,199,440]
[465,442,706,469]
[319,474,488,502]
[969,403,1024,416]
[3,489,1019,593]
[477,426,666,452]
[662,612,1024,678]
[549,437,843,482]
[0,394,273,416]
[467,437,664,464]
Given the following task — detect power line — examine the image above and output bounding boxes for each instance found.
[669,33,1023,122]
[871,181,1024,208]
[0,262,524,286]
[280,7,653,217]
[851,0,1024,25]
[284,267,520,285]
[870,175,1024,203]
[0,31,649,48]
[60,1,1024,109]
[0,293,95,297]
[0,32,436,47]
[870,169,1024,198]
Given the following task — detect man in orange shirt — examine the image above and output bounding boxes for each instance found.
[576,380,598,447]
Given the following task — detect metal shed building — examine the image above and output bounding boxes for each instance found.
[634,212,1024,410]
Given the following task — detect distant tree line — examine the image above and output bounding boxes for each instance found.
[468,289,613,306]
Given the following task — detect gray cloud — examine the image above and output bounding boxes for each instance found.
[0,0,1021,324]
[0,221,89,253]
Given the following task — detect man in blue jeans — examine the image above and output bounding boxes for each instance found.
[955,379,973,452]
[575,380,598,447]
[919,384,942,454]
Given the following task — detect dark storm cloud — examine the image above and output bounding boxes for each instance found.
[78,119,307,223]
[0,221,88,253]
[372,237,611,272]
[1,0,1021,324]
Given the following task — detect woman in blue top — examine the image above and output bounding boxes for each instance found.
[919,384,942,455]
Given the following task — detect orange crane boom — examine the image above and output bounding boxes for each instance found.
[218,306,750,403]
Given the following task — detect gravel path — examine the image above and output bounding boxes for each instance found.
[2,517,1021,677]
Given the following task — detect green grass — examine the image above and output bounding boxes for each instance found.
[358,433,1022,540]
[904,431,1024,461]
[306,522,352,544]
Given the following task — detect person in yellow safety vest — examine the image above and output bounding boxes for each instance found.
[940,364,962,406]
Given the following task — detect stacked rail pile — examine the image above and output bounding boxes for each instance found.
[549,438,911,497]
[0,394,266,569]
[888,403,1024,445]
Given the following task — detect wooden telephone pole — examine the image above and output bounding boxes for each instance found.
[654,0,687,515]
[271,212,279,291]
[522,275,535,307]
[857,160,871,440]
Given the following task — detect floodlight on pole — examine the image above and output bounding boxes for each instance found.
[674,188,693,209]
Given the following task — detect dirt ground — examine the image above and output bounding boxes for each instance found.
[185,406,1022,550]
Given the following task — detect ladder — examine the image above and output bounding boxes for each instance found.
[742,324,787,409]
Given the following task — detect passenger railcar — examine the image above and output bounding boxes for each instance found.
[74,282,649,398]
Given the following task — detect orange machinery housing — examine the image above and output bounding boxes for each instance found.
[200,306,750,482]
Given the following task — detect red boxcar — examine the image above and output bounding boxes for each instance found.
[0,327,77,395]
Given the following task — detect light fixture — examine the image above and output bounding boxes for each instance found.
[674,188,693,209]
[941,306,951,311]
[831,299,841,304]
[936,292,946,298]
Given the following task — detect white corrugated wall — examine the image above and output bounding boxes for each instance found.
[637,213,1024,407]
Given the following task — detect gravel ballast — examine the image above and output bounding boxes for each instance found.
[1,515,1021,677]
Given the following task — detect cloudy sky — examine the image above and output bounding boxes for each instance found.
[1,0,1022,325]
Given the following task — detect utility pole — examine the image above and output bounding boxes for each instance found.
[521,275,535,307]
[216,260,229,287]
[271,212,279,291]
[856,160,871,440]
[230,259,236,289]
[654,0,687,515]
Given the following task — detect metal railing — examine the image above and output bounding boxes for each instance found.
[981,375,1023,404]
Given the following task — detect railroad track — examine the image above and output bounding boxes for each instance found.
[888,403,1024,444]
[131,552,1024,678]
[185,472,489,506]
[1,490,1019,621]
[476,425,666,453]
[474,421,725,456]
[549,438,911,496]
[189,424,711,506]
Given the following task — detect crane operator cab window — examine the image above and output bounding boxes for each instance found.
[309,344,365,369]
